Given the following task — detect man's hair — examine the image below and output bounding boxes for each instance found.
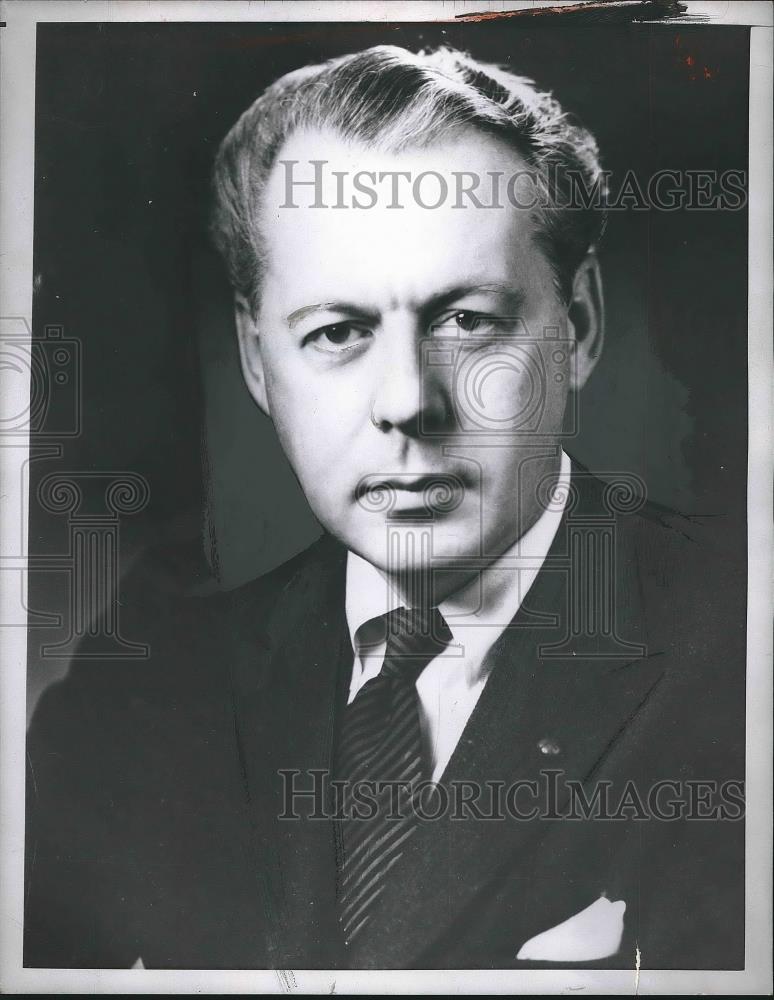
[210,44,607,314]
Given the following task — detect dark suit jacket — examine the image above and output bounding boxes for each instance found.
[24,467,745,970]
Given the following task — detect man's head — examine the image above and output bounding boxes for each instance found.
[211,45,606,595]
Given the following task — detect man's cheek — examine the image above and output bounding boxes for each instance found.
[276,408,347,489]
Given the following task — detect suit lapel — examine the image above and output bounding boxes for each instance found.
[228,535,351,967]
[362,471,667,968]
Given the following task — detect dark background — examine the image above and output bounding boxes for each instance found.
[27,21,749,716]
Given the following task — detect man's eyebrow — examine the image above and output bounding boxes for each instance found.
[286,302,377,328]
[421,283,525,317]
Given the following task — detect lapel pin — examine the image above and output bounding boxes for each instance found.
[537,737,562,756]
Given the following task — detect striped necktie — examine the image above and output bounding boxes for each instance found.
[334,605,453,954]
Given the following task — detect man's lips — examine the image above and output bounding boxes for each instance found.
[355,472,469,514]
[381,475,450,492]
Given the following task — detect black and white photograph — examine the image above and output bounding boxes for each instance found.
[0,0,771,993]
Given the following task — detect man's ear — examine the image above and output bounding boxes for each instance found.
[234,293,270,417]
[566,252,604,391]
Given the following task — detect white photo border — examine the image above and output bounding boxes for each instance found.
[1,1,771,994]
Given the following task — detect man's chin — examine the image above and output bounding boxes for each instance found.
[339,518,484,578]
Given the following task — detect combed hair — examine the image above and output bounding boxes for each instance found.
[210,45,607,313]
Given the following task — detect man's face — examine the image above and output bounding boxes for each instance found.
[237,126,601,590]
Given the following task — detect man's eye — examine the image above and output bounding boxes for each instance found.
[454,311,480,333]
[307,322,371,354]
[431,311,499,336]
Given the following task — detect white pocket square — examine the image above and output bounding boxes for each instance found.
[516,896,626,963]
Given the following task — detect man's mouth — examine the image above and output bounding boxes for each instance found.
[356,472,468,516]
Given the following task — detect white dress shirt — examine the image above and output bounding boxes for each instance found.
[345,450,571,783]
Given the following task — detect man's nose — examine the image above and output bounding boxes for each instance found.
[369,318,449,436]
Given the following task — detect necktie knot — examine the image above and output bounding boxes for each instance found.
[379,606,453,684]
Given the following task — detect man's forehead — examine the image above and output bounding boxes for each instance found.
[257,125,548,312]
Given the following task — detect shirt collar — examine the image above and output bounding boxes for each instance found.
[345,450,571,663]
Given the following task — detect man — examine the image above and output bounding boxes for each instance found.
[25,45,744,970]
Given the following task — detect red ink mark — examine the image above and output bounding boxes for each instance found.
[673,35,716,83]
